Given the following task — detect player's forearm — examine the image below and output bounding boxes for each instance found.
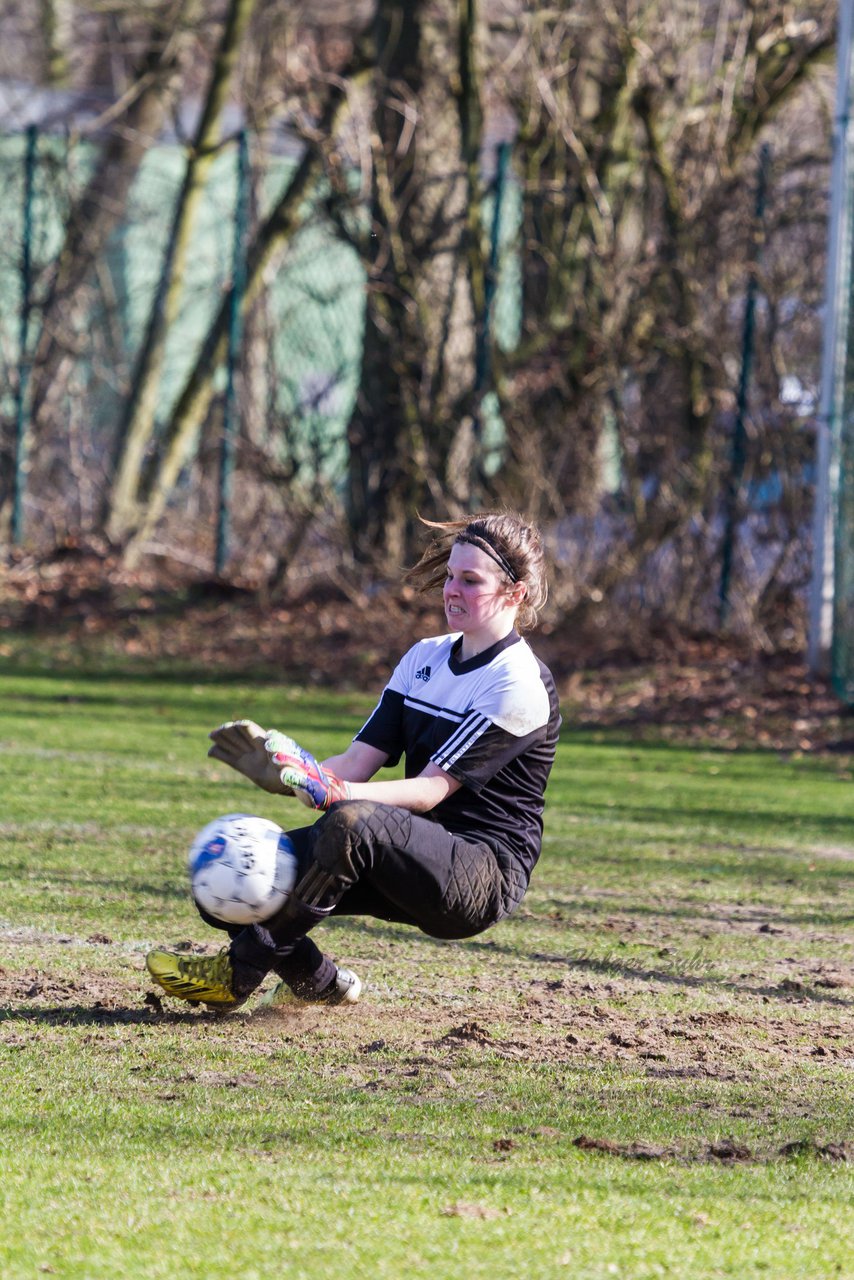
[322,752,375,782]
[322,741,388,784]
[345,773,455,813]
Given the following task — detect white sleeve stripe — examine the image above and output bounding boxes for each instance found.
[435,710,488,760]
[403,695,465,723]
[432,711,491,768]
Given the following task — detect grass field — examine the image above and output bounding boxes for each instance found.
[0,661,852,1279]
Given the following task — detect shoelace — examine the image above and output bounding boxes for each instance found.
[178,948,231,983]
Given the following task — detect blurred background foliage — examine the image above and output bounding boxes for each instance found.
[0,0,839,649]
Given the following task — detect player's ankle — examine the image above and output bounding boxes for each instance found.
[230,955,268,999]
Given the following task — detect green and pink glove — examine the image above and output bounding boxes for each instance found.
[264,730,352,811]
[208,720,351,811]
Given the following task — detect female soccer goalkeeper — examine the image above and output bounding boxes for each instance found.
[146,511,561,1009]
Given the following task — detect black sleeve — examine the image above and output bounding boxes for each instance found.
[354,688,405,766]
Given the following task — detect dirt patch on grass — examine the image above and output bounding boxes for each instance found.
[2,938,852,1084]
[2,932,852,1168]
[571,1133,850,1163]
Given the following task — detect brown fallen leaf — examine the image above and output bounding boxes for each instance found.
[441,1202,504,1220]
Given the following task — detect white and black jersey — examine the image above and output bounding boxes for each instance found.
[355,630,561,881]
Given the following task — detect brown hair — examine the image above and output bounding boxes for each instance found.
[409,511,548,632]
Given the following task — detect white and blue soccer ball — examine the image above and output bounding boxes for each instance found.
[188,813,298,926]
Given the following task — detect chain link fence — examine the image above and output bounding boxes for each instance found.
[0,113,515,572]
[0,125,351,534]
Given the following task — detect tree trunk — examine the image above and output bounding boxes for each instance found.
[105,0,260,544]
[346,0,484,564]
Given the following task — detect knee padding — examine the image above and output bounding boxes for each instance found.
[309,800,412,883]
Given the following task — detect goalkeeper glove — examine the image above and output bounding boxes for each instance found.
[265,731,352,811]
[207,720,295,795]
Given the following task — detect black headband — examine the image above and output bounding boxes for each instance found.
[455,531,519,582]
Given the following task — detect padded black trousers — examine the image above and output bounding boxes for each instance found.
[203,800,529,990]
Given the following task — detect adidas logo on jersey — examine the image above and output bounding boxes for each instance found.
[415,665,432,682]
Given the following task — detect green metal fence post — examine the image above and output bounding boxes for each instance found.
[719,143,771,625]
[216,128,250,576]
[810,0,854,676]
[470,138,509,500]
[475,138,509,396]
[12,123,38,547]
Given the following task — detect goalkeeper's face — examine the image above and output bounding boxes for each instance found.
[443,543,523,645]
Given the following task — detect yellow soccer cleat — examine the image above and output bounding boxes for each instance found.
[146,947,243,1009]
